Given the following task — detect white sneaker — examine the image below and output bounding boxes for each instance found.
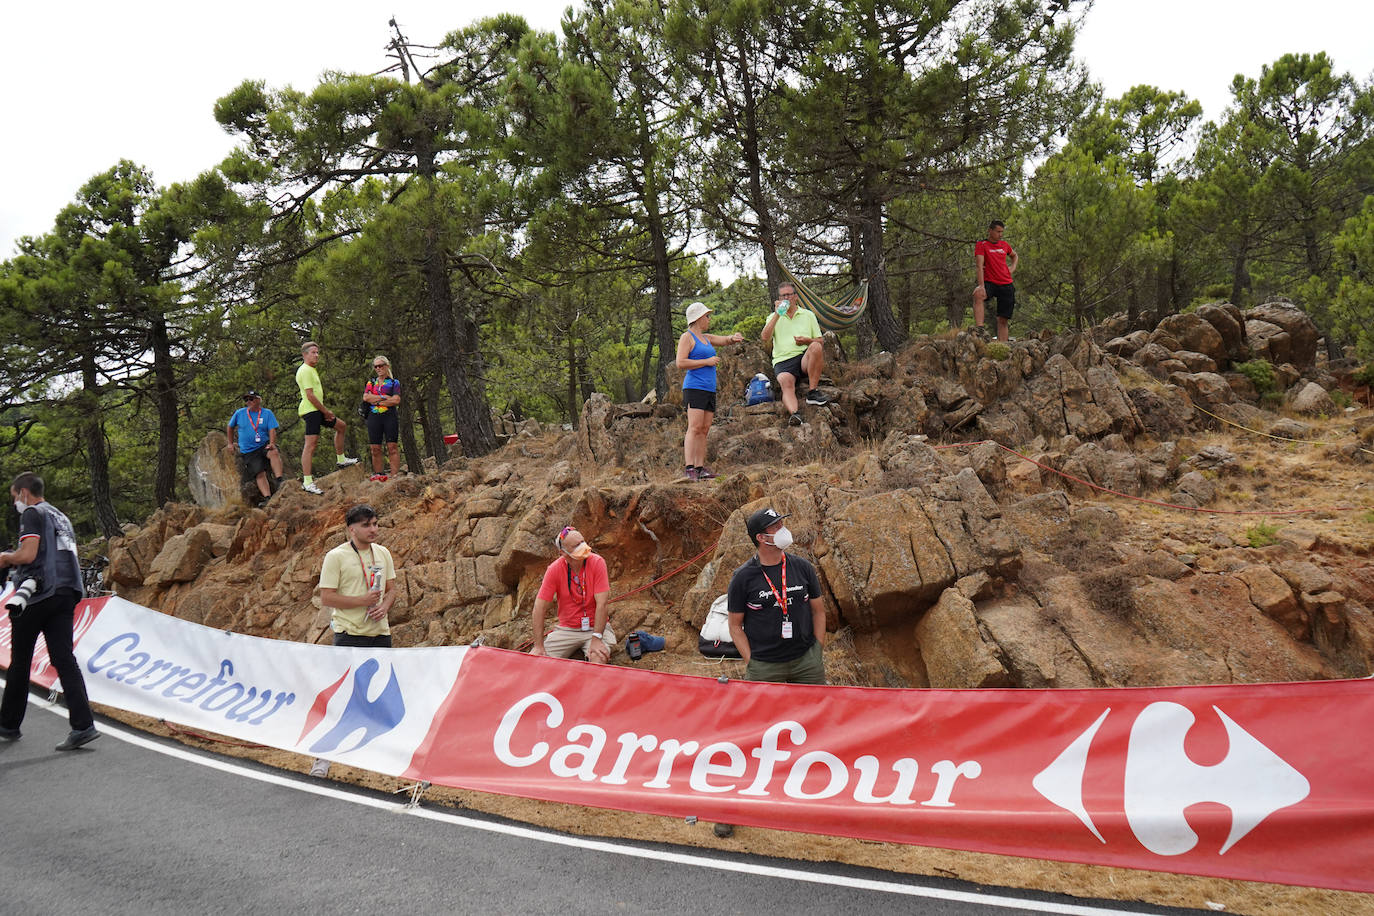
[337,456,360,467]
[302,481,323,495]
[309,759,331,778]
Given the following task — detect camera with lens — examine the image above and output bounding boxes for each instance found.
[4,577,39,618]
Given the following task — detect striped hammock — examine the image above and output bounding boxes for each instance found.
[781,266,870,331]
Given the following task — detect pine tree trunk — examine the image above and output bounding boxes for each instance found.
[859,195,904,351]
[80,355,120,538]
[415,141,495,457]
[149,314,179,507]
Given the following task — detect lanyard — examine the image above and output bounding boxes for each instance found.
[350,541,377,590]
[246,408,264,433]
[565,557,588,608]
[759,557,789,619]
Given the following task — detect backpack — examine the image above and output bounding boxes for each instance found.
[745,375,773,406]
[698,593,742,658]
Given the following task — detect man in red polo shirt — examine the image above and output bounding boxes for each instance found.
[530,526,615,663]
[974,219,1019,342]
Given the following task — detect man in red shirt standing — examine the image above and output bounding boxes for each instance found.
[974,219,1019,342]
[530,526,615,663]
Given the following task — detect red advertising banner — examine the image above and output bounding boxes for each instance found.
[0,589,110,690]
[407,648,1374,892]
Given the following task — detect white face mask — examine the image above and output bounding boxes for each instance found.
[13,499,27,516]
[767,526,794,551]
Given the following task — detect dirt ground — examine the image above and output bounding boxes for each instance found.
[96,413,1374,915]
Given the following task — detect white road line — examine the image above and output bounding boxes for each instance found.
[9,679,1170,916]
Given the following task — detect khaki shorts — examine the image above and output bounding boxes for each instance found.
[543,625,618,660]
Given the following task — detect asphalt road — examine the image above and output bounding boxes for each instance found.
[0,686,1207,916]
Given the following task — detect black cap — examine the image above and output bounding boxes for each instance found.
[243,390,261,401]
[746,507,789,542]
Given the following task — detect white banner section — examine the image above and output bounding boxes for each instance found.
[77,597,468,777]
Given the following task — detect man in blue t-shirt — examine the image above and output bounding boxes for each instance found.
[226,391,283,507]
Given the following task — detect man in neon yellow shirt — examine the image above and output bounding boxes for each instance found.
[760,281,829,426]
[296,341,359,495]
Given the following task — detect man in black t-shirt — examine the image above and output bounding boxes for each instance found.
[726,507,827,684]
[0,472,99,750]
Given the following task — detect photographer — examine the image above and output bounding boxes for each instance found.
[0,472,99,750]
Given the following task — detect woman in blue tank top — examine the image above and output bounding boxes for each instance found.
[675,301,743,481]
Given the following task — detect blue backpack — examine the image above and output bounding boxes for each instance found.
[746,375,773,406]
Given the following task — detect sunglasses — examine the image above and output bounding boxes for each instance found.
[373,363,388,368]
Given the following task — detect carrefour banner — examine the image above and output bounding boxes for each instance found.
[406,651,1374,893]
[0,592,468,777]
[3,592,1373,892]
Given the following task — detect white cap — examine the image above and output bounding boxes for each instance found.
[684,301,712,325]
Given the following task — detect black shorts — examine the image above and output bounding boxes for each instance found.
[773,354,805,380]
[983,282,1016,319]
[332,632,393,648]
[683,388,717,412]
[238,448,272,481]
[366,410,399,444]
[302,410,338,436]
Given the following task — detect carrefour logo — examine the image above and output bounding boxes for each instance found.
[297,658,406,755]
[1033,702,1310,856]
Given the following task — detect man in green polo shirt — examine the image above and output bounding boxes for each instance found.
[296,340,359,495]
[760,281,829,427]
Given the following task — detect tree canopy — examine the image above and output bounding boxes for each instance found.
[2,4,1372,540]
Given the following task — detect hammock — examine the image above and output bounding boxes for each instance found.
[780,266,870,331]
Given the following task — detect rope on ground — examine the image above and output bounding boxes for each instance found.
[933,439,1367,517]
[609,540,719,603]
[161,719,265,749]
[1191,403,1374,456]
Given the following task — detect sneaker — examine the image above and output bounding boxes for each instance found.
[255,497,271,509]
[695,466,716,480]
[788,412,804,427]
[55,726,100,751]
[369,473,385,482]
[804,388,830,406]
[684,467,699,481]
[0,725,20,741]
[302,481,323,495]
[337,456,360,467]
[309,759,331,779]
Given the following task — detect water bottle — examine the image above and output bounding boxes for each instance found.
[369,565,384,600]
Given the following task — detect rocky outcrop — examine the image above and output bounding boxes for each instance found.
[100,300,1373,693]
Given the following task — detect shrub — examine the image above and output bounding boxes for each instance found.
[1331,389,1353,409]
[1353,365,1374,387]
[986,342,1010,361]
[1234,359,1276,395]
[1245,521,1282,548]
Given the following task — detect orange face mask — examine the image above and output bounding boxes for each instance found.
[565,541,592,560]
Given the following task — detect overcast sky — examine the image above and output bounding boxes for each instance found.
[2,1,1371,259]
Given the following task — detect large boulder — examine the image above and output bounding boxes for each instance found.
[820,490,956,631]
[1194,303,1248,361]
[1246,302,1319,368]
[915,588,1013,688]
[1169,371,1236,410]
[187,432,242,509]
[1287,381,1337,417]
[1157,313,1227,365]
[144,528,214,588]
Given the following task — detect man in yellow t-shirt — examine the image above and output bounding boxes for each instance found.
[296,340,359,495]
[310,503,397,778]
[760,281,829,426]
[317,503,397,643]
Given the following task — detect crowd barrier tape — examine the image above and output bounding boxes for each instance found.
[2,588,1372,892]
